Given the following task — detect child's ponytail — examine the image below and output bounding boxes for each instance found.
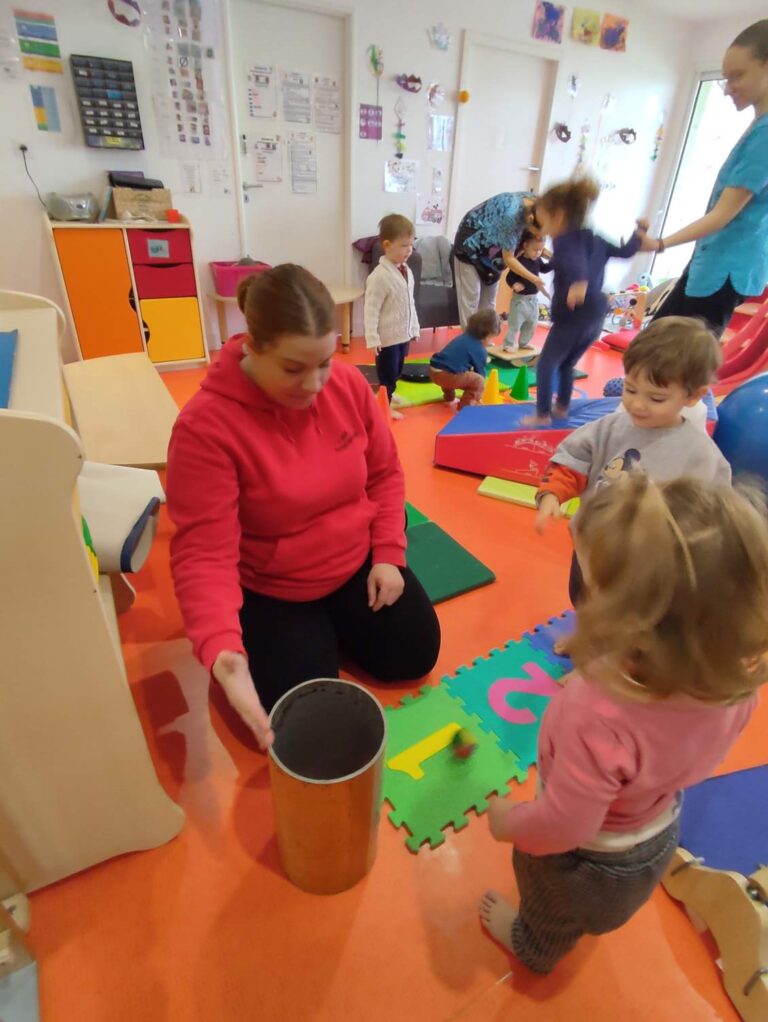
[569,473,768,702]
[537,176,600,229]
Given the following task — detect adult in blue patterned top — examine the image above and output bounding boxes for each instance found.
[647,20,768,335]
[452,192,545,329]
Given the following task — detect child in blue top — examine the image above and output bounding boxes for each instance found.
[524,178,647,425]
[429,309,500,408]
[503,231,553,352]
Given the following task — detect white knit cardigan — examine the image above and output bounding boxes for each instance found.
[364,256,420,349]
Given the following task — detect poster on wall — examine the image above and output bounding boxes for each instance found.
[572,8,600,45]
[531,1,565,44]
[282,70,311,123]
[254,134,283,182]
[600,14,629,52]
[427,114,454,151]
[384,158,417,193]
[13,8,62,73]
[288,131,317,193]
[247,63,276,118]
[313,74,341,133]
[30,83,60,130]
[359,103,382,140]
[143,0,229,161]
[415,193,445,226]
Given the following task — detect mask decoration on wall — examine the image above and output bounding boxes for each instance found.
[427,23,452,51]
[393,96,406,159]
[553,122,572,142]
[107,0,141,27]
[396,74,422,94]
[613,127,637,145]
[427,82,445,108]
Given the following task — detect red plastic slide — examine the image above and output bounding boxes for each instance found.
[713,300,768,396]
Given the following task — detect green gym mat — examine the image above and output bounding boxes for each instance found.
[406,520,495,604]
[395,356,511,407]
[489,360,587,384]
[405,502,429,527]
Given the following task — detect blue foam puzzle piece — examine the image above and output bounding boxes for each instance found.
[436,398,621,438]
[523,611,576,673]
[0,330,19,409]
[679,764,768,877]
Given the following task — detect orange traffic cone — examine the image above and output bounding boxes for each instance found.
[376,385,392,426]
[482,368,502,405]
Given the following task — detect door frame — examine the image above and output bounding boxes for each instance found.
[447,31,563,235]
[222,0,356,281]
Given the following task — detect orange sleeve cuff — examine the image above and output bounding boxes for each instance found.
[537,464,588,505]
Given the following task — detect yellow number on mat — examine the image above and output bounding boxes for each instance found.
[387,723,461,780]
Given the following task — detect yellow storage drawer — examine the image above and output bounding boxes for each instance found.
[139,297,205,363]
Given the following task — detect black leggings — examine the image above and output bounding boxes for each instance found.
[651,263,743,338]
[239,555,441,710]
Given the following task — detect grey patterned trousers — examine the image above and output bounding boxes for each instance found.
[511,820,680,973]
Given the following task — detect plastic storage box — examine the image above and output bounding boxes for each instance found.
[210,260,271,296]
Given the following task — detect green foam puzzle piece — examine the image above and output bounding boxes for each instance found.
[406,521,495,604]
[384,683,524,852]
[444,639,565,769]
[477,478,581,518]
[404,502,430,528]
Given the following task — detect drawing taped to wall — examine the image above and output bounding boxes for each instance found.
[531,1,565,44]
[600,13,629,52]
[572,8,600,45]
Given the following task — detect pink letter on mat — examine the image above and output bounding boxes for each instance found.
[488,663,560,724]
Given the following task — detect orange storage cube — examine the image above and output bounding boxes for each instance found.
[140,297,204,363]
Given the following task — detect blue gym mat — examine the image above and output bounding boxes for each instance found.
[437,398,620,437]
[679,764,768,877]
[0,330,19,409]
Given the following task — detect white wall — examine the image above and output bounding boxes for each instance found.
[0,0,240,360]
[1,0,745,356]
[690,10,767,68]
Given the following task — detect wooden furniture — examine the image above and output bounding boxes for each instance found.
[47,217,209,368]
[663,849,768,1022]
[210,282,364,352]
[0,304,184,902]
[0,290,66,345]
[63,352,179,469]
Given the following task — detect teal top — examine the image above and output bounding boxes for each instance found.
[686,113,768,299]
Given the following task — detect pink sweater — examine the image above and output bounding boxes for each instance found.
[501,674,756,855]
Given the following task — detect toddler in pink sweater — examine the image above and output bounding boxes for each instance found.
[480,472,768,973]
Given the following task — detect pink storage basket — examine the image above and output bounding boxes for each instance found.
[210,260,271,297]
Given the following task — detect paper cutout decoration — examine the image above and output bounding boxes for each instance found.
[384,158,417,194]
[427,23,451,51]
[416,194,446,226]
[107,0,141,27]
[393,95,406,158]
[532,1,565,44]
[572,8,600,45]
[600,13,628,52]
[367,44,383,78]
[396,73,422,93]
[427,82,445,108]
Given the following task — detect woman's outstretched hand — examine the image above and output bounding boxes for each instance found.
[640,234,662,252]
[213,650,274,749]
[367,563,405,612]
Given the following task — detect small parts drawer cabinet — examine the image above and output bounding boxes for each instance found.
[49,218,209,366]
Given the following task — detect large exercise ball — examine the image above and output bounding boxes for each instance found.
[713,374,768,481]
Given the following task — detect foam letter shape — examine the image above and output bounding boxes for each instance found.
[387,723,460,780]
[488,663,560,724]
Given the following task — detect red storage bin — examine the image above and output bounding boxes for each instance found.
[210,260,271,297]
[128,228,193,266]
[133,262,197,300]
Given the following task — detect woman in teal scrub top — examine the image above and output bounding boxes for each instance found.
[647,20,768,335]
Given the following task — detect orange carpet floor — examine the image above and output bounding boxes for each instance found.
[27,329,766,1021]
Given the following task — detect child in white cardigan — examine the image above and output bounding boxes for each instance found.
[365,214,420,419]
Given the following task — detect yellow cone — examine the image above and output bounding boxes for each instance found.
[482,368,502,405]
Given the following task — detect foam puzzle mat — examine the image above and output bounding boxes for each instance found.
[383,612,575,852]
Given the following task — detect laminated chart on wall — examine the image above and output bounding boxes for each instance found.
[30,84,60,132]
[253,135,283,183]
[13,8,62,73]
[313,74,341,133]
[281,70,311,124]
[288,132,317,194]
[143,0,229,161]
[247,63,277,118]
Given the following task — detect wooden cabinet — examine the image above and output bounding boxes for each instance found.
[49,219,209,367]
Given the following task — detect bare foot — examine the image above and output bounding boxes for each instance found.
[390,406,404,420]
[478,890,517,952]
[552,404,570,420]
[522,414,552,428]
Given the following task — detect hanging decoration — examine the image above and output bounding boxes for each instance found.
[427,23,452,51]
[553,74,579,146]
[393,96,406,159]
[395,73,422,93]
[458,89,470,104]
[575,118,591,171]
[107,0,141,27]
[367,44,384,110]
[651,119,664,161]
[613,127,637,145]
[427,82,445,108]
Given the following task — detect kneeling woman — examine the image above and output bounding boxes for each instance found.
[167,265,441,748]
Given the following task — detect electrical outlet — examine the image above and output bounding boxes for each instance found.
[14,142,30,157]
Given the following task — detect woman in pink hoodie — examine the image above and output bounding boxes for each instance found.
[167,264,440,748]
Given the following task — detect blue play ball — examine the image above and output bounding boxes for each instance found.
[603,376,624,397]
[714,374,768,481]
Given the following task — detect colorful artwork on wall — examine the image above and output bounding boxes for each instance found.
[572,8,600,46]
[600,13,629,52]
[532,1,565,44]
